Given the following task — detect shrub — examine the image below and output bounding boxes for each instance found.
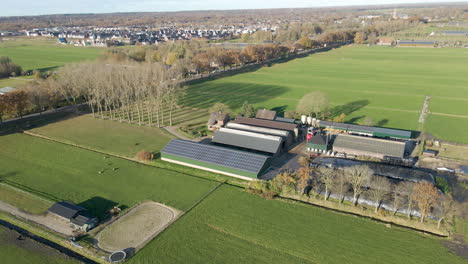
[135,150,153,161]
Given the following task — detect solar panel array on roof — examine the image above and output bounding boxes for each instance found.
[161,139,269,174]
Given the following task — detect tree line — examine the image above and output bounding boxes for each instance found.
[248,159,457,229]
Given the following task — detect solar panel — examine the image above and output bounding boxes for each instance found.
[161,140,269,174]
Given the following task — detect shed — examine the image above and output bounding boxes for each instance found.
[161,139,270,180]
[207,112,230,130]
[232,117,299,138]
[256,109,277,120]
[212,128,284,155]
[307,135,329,152]
[422,149,438,157]
[71,212,98,231]
[48,201,85,220]
[332,134,406,159]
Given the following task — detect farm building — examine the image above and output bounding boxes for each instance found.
[48,201,98,231]
[207,112,230,131]
[256,109,277,120]
[212,128,284,156]
[440,30,468,36]
[225,122,294,148]
[274,116,296,123]
[232,117,299,138]
[397,40,436,47]
[307,135,329,153]
[377,37,394,45]
[332,134,406,159]
[422,149,438,157]
[318,120,412,139]
[161,139,270,180]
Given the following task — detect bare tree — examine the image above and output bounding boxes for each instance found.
[400,181,415,219]
[345,165,373,206]
[435,195,454,229]
[330,170,348,204]
[368,176,392,212]
[317,167,336,200]
[412,182,440,223]
[391,182,406,215]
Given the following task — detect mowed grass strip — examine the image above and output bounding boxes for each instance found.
[0,184,52,215]
[29,115,174,157]
[129,185,463,264]
[0,133,218,217]
[186,46,468,142]
[0,226,80,264]
[0,38,103,72]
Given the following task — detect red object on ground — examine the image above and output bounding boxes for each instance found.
[306,133,312,141]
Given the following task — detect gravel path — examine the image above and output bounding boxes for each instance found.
[163,126,191,140]
[0,200,74,236]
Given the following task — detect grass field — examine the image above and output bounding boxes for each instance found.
[186,45,468,143]
[129,185,463,264]
[0,38,103,72]
[29,115,174,157]
[0,226,79,264]
[0,184,52,214]
[0,133,218,217]
[0,76,32,88]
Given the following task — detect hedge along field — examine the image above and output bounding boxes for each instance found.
[0,38,103,72]
[129,185,463,264]
[185,46,468,141]
[0,133,218,217]
[29,115,174,157]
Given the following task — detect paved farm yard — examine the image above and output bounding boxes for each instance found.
[186,46,468,143]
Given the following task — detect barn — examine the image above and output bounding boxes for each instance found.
[161,139,270,180]
[232,117,299,139]
[332,134,406,159]
[212,128,284,156]
[318,120,412,140]
[307,135,330,153]
[397,40,436,47]
[48,201,98,231]
[225,122,294,148]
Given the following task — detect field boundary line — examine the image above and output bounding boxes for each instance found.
[431,112,468,119]
[22,131,227,184]
[184,181,224,214]
[0,182,54,205]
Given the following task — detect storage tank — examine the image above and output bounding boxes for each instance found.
[301,115,307,124]
[306,116,312,125]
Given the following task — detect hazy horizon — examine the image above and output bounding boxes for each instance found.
[1,0,467,17]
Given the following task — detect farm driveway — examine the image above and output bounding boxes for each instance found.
[0,200,74,236]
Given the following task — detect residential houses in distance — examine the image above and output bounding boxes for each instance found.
[19,24,277,46]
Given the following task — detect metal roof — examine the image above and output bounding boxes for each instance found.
[71,212,96,226]
[48,201,85,220]
[373,127,412,138]
[333,134,405,158]
[256,109,277,120]
[319,121,411,138]
[274,117,296,123]
[232,117,298,132]
[398,40,435,45]
[212,128,283,154]
[226,122,290,138]
[161,139,269,174]
[309,135,328,145]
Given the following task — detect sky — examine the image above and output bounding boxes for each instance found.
[0,0,465,17]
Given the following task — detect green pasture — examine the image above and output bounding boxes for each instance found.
[0,184,52,214]
[129,185,463,264]
[186,45,468,142]
[0,226,79,264]
[0,38,103,72]
[0,133,217,217]
[29,115,174,157]
[0,76,32,88]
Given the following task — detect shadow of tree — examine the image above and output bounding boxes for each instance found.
[347,116,365,124]
[329,100,370,118]
[270,105,288,116]
[377,119,389,127]
[182,82,289,111]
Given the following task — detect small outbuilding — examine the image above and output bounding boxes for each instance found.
[256,109,277,120]
[207,112,230,131]
[422,149,438,157]
[307,135,329,153]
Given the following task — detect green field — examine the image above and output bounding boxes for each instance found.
[186,45,468,143]
[0,226,79,264]
[0,38,103,72]
[29,115,174,157]
[0,133,217,217]
[0,76,32,88]
[129,185,463,264]
[0,184,52,214]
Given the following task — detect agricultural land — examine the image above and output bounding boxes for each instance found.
[186,45,468,143]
